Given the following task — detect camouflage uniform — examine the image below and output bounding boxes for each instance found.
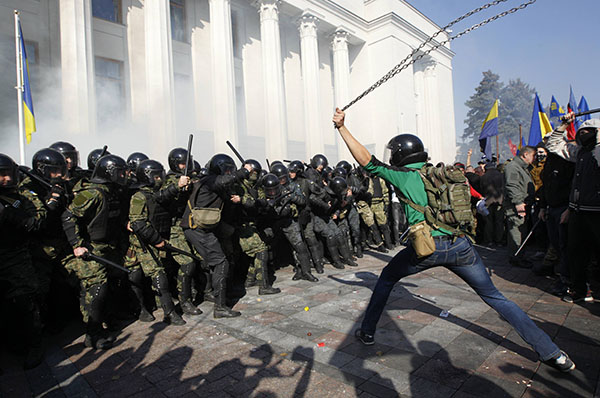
[368,176,393,249]
[238,179,269,286]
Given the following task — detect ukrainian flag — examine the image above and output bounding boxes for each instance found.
[478,99,499,160]
[549,95,565,118]
[527,93,552,147]
[19,22,36,143]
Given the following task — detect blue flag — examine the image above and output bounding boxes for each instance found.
[578,96,591,123]
[549,96,565,118]
[479,100,499,161]
[528,94,553,147]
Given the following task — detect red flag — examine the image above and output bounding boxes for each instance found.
[566,105,577,141]
[508,138,517,156]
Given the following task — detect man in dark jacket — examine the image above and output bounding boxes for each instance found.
[503,146,536,267]
[182,154,247,318]
[546,114,600,303]
[479,163,504,246]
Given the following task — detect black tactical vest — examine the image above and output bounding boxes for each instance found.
[87,187,122,243]
[142,190,172,239]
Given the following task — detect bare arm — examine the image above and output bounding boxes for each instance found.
[333,108,371,167]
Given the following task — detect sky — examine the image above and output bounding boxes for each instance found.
[408,0,600,142]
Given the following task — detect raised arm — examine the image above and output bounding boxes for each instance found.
[333,108,371,166]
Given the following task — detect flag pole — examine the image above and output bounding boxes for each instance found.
[519,124,522,149]
[496,134,499,163]
[14,10,25,165]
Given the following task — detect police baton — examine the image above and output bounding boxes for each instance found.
[163,243,203,263]
[226,140,245,164]
[83,252,131,274]
[18,166,53,189]
[184,134,193,177]
[133,230,163,269]
[514,218,541,258]
[560,107,600,122]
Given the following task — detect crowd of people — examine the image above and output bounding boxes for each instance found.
[456,114,600,305]
[0,137,408,369]
[0,111,593,374]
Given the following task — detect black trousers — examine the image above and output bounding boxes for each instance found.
[568,210,600,296]
[184,227,229,305]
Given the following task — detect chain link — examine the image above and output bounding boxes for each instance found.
[341,0,536,111]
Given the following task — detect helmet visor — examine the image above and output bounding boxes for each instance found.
[264,186,280,199]
[383,145,392,165]
[0,166,18,188]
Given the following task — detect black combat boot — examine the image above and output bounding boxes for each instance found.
[245,274,257,287]
[326,237,345,269]
[296,245,319,282]
[152,273,186,326]
[213,276,241,318]
[369,224,385,250]
[129,269,155,322]
[306,237,325,273]
[338,238,358,267]
[179,263,202,315]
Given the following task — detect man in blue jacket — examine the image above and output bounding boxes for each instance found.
[332,108,575,373]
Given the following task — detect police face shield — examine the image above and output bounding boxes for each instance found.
[151,169,166,188]
[383,144,393,165]
[220,164,236,175]
[44,164,68,184]
[264,185,281,199]
[111,166,128,186]
[63,151,79,171]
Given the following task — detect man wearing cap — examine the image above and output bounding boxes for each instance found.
[546,113,600,303]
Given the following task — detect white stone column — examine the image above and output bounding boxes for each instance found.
[423,60,441,161]
[258,0,287,160]
[144,0,175,150]
[331,29,351,162]
[209,0,238,153]
[298,13,323,159]
[59,0,96,135]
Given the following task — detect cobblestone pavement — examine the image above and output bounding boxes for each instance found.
[1,244,599,398]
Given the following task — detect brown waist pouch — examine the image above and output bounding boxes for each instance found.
[408,221,436,258]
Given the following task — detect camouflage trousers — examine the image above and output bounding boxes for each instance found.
[356,200,376,227]
[63,242,119,322]
[238,223,268,281]
[0,247,39,300]
[370,201,388,226]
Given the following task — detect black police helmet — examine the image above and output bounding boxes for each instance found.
[269,160,283,172]
[384,134,428,167]
[310,154,328,169]
[330,176,348,197]
[136,159,166,189]
[208,154,236,175]
[88,148,111,170]
[288,160,304,174]
[32,148,67,184]
[126,152,149,173]
[0,153,19,189]
[332,167,348,178]
[262,173,281,198]
[50,141,79,170]
[91,154,127,186]
[243,159,262,174]
[336,160,352,176]
[271,163,289,185]
[168,148,193,174]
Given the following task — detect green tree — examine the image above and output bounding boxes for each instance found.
[457,71,535,163]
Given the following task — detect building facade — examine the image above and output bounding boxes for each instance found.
[0,0,457,166]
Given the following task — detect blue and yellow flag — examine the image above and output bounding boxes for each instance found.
[478,99,499,160]
[578,96,591,123]
[528,93,552,147]
[19,22,36,143]
[549,96,565,118]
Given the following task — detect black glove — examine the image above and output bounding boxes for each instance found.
[45,184,66,211]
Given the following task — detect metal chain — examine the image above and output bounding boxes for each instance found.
[341,0,537,111]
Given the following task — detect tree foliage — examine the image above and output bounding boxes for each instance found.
[458,71,535,163]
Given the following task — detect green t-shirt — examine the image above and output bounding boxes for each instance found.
[364,156,450,237]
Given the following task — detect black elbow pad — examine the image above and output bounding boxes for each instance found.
[61,209,80,246]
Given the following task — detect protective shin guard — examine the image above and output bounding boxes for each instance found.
[326,237,345,269]
[296,245,318,282]
[306,238,324,273]
[338,237,358,267]
[14,295,44,369]
[179,263,201,315]
[257,251,281,294]
[152,273,186,325]
[129,269,155,322]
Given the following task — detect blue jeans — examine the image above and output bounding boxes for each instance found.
[361,236,560,361]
